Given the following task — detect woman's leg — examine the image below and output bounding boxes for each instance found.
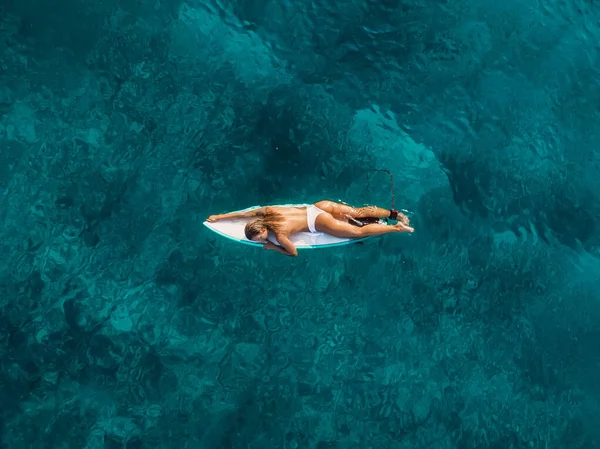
[314,200,409,225]
[314,200,390,220]
[315,213,411,238]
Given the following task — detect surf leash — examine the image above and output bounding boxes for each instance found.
[365,169,399,220]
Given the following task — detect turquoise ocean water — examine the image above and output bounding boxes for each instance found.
[1,0,599,447]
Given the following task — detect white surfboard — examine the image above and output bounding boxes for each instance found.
[203,204,376,249]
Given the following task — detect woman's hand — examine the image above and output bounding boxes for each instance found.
[264,237,298,257]
[263,241,278,250]
[206,215,222,222]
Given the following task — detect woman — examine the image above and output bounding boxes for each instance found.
[207,200,414,257]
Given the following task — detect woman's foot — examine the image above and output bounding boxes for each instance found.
[397,212,410,226]
[395,221,414,233]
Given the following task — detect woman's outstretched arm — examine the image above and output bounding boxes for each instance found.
[207,207,266,222]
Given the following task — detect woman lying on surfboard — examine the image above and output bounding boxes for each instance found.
[206,200,413,257]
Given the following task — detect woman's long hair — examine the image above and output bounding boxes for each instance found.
[244,210,285,240]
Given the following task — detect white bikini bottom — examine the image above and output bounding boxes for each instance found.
[306,205,325,233]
